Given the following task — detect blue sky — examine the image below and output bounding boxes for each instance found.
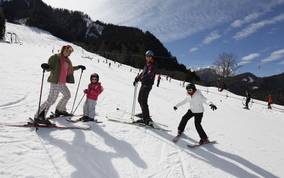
[42,0,284,77]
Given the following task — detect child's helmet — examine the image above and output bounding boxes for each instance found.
[186,83,196,91]
[90,73,99,81]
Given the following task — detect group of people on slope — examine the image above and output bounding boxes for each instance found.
[244,90,273,110]
[34,45,103,125]
[34,45,219,144]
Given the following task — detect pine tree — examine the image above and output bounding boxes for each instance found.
[0,8,5,40]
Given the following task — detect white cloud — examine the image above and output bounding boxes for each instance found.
[202,31,221,44]
[242,53,260,61]
[234,13,284,40]
[189,47,199,52]
[279,60,284,64]
[239,53,260,66]
[231,12,263,28]
[238,61,251,66]
[261,48,284,63]
[42,0,284,42]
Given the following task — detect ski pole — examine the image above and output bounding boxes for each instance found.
[71,69,84,113]
[37,69,46,117]
[72,93,86,115]
[131,83,138,121]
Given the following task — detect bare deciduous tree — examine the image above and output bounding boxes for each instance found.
[214,52,239,78]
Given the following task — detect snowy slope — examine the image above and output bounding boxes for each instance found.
[1,23,284,178]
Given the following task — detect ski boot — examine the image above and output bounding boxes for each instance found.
[199,138,210,145]
[82,116,95,122]
[144,119,154,127]
[133,119,145,124]
[134,113,143,118]
[78,116,87,121]
[172,130,182,143]
[33,110,53,126]
[33,115,53,126]
[55,109,73,117]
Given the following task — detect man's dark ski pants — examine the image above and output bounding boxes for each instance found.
[138,85,152,121]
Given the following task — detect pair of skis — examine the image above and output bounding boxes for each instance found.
[48,112,103,124]
[113,108,169,128]
[47,113,102,124]
[65,117,103,124]
[106,116,170,132]
[107,85,169,132]
[172,135,217,148]
[0,118,91,131]
[1,114,104,131]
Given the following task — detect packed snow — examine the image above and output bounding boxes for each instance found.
[1,23,284,178]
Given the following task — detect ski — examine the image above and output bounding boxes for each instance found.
[187,140,217,148]
[114,108,168,128]
[106,116,170,132]
[172,134,201,144]
[0,118,90,130]
[47,112,82,120]
[65,117,103,124]
[134,113,168,128]
[1,122,91,130]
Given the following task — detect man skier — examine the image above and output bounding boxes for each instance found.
[133,50,157,126]
[267,94,272,109]
[244,90,251,109]
[156,74,161,87]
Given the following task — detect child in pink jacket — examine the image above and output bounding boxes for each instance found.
[80,73,103,122]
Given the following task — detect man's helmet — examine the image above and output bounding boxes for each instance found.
[145,50,154,57]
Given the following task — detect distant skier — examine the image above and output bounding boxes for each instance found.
[133,50,157,126]
[156,74,161,87]
[217,79,226,92]
[34,45,86,124]
[244,90,251,109]
[173,83,217,145]
[267,94,272,109]
[79,73,103,122]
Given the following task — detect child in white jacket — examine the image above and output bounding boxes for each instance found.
[173,83,217,145]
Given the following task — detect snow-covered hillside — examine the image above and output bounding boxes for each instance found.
[1,23,284,178]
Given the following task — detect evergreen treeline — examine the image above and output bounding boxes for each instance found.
[0,7,5,40]
[1,0,198,81]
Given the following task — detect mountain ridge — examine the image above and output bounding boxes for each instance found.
[196,68,284,105]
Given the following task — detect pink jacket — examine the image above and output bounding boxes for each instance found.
[84,82,103,100]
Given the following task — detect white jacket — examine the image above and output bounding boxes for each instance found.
[175,90,212,113]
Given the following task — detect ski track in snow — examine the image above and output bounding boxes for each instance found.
[1,22,284,178]
[0,94,28,109]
